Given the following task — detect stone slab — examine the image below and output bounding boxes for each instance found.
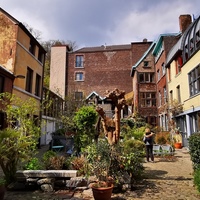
[16,170,77,178]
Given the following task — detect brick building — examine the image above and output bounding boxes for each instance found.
[50,41,152,109]
[130,42,157,126]
[153,34,181,130]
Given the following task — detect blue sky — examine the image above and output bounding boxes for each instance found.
[1,0,200,48]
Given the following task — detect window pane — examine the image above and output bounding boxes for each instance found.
[75,72,83,81]
[76,55,83,67]
[0,75,4,93]
[139,74,144,82]
[145,73,150,82]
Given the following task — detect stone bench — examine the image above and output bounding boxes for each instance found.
[13,170,78,192]
[16,170,77,179]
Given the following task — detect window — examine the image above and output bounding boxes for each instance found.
[188,65,200,96]
[29,39,36,55]
[75,72,84,81]
[75,92,83,100]
[168,67,171,81]
[143,61,149,67]
[138,73,154,83]
[157,69,160,81]
[161,62,166,75]
[177,85,181,103]
[35,74,41,97]
[170,90,173,103]
[140,92,156,107]
[163,87,167,103]
[158,91,161,107]
[75,55,84,68]
[0,75,4,93]
[25,67,33,93]
[38,48,44,64]
[176,56,182,74]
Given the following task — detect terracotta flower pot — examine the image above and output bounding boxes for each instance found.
[174,142,182,149]
[91,184,113,200]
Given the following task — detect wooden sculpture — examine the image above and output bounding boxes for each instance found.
[96,89,126,145]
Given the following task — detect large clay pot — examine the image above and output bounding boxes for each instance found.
[0,185,6,200]
[91,184,113,200]
[174,142,182,149]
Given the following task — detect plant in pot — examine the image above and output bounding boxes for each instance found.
[0,178,6,200]
[85,139,114,200]
[173,128,182,149]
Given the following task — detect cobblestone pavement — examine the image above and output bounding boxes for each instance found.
[2,147,200,200]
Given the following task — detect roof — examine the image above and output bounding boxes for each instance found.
[0,65,15,78]
[166,15,200,66]
[152,33,180,56]
[86,91,105,100]
[0,7,46,53]
[130,42,156,77]
[75,44,131,53]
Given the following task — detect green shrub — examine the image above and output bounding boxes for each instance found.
[42,150,57,169]
[188,133,200,170]
[24,158,42,170]
[123,139,145,154]
[194,167,200,192]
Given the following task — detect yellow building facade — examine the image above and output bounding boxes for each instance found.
[0,8,46,113]
[166,15,200,146]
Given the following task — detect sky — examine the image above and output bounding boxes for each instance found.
[1,0,200,49]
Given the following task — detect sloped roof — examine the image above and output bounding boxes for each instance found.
[166,15,200,66]
[130,42,156,77]
[152,33,180,56]
[0,7,46,53]
[86,91,105,100]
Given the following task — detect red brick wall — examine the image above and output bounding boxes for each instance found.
[68,49,132,98]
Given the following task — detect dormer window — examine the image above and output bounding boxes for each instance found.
[143,61,149,67]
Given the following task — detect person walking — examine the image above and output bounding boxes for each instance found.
[143,128,155,162]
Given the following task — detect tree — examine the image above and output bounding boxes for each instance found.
[73,105,98,153]
[0,93,40,184]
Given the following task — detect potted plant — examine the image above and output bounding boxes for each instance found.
[0,178,6,200]
[86,139,114,200]
[173,128,182,149]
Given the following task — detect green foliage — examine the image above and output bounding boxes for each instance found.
[42,150,56,169]
[24,158,42,170]
[194,167,200,192]
[73,105,98,153]
[123,139,145,154]
[85,139,111,180]
[0,93,40,183]
[73,105,97,131]
[188,133,200,170]
[0,128,37,183]
[42,150,66,170]
[53,128,65,136]
[123,152,144,180]
[0,178,6,186]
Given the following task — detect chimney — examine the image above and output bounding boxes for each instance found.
[179,14,192,33]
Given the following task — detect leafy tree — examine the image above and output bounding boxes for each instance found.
[0,93,40,184]
[73,105,98,153]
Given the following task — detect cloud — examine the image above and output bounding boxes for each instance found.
[1,0,200,48]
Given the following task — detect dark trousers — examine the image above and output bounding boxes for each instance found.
[146,145,154,161]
